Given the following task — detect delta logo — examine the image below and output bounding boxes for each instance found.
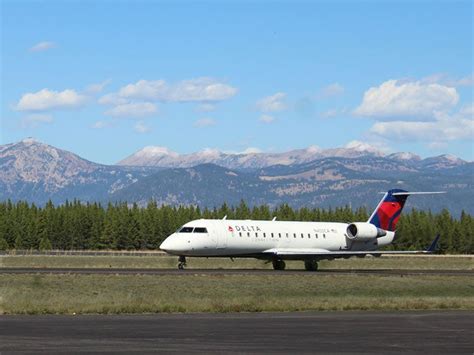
[228,225,262,233]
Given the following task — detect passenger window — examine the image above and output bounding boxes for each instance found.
[263,233,266,238]
[286,233,289,238]
[301,233,304,238]
[323,234,326,238]
[294,233,296,238]
[179,227,194,233]
[194,227,208,233]
[308,233,310,238]
[315,234,318,238]
[247,232,250,237]
[271,233,274,238]
[239,232,242,237]
[255,232,258,238]
[279,233,281,238]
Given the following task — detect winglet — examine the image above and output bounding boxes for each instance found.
[426,234,440,253]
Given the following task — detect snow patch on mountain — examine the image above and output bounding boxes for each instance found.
[138,146,179,157]
[117,142,387,169]
[388,152,421,161]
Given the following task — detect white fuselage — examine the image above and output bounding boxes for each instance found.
[160,219,395,258]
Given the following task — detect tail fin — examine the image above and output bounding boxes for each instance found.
[368,189,445,231]
[368,189,408,231]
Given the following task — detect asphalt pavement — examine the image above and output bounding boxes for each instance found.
[1,311,473,353]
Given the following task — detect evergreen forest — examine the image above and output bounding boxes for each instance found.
[0,200,472,254]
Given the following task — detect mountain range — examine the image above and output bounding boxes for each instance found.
[1,138,472,215]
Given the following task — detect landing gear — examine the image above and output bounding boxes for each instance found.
[272,259,286,270]
[178,256,187,270]
[304,260,318,271]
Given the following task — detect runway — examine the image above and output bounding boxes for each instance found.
[0,267,472,276]
[1,311,472,353]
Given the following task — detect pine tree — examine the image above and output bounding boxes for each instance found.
[39,237,52,250]
[235,200,251,219]
[0,236,9,251]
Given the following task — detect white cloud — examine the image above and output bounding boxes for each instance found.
[421,73,474,87]
[259,114,275,123]
[98,93,129,106]
[354,79,459,120]
[85,79,111,95]
[256,92,287,112]
[370,104,474,143]
[116,77,237,102]
[455,74,474,87]
[16,88,87,111]
[134,121,151,133]
[91,120,114,129]
[105,102,158,118]
[427,141,448,150]
[459,103,474,116]
[16,81,113,113]
[29,41,56,52]
[320,109,338,118]
[194,118,216,127]
[118,80,166,100]
[20,114,54,128]
[196,103,216,112]
[317,83,344,98]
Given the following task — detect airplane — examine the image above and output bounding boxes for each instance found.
[159,189,443,271]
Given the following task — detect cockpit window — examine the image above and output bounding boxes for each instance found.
[194,227,208,233]
[179,227,194,233]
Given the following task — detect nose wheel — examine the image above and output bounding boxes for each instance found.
[178,256,187,270]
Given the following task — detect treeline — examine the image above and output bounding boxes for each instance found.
[0,200,472,253]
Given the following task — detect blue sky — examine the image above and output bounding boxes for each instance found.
[1,0,473,164]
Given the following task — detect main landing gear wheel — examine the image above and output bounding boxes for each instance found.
[272,259,286,270]
[178,256,187,270]
[304,260,318,271]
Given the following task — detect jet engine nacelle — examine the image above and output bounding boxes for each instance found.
[346,223,387,241]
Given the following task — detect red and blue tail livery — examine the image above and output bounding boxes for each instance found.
[368,189,445,231]
[368,189,409,231]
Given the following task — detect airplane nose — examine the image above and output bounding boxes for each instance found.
[159,236,173,252]
[160,233,186,254]
[159,239,169,252]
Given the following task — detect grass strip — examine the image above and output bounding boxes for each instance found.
[1,255,473,270]
[1,273,472,314]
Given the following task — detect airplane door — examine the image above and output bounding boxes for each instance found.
[216,224,228,249]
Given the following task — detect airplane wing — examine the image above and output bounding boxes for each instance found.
[263,235,440,260]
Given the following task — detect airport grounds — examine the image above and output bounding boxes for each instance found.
[1,252,473,353]
[0,252,472,314]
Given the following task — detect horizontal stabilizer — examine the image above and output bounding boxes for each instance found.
[391,191,446,196]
